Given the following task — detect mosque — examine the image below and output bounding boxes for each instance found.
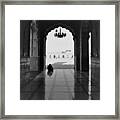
[20,20,100,100]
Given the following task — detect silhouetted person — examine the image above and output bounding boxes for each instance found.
[47,64,53,76]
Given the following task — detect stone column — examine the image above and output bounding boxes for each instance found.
[20,21,31,71]
[30,20,39,71]
[74,25,81,72]
[38,34,45,72]
[81,21,89,72]
[91,23,97,57]
[20,21,31,57]
[79,24,82,71]
[91,21,100,58]
[76,36,80,71]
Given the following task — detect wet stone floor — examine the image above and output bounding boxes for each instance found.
[20,64,100,100]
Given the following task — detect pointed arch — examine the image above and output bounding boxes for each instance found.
[45,26,74,69]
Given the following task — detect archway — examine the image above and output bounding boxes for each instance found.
[45,26,75,99]
[46,26,74,70]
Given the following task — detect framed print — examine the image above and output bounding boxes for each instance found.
[0,0,119,119]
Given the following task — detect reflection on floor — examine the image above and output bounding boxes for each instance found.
[45,69,74,100]
[20,64,100,100]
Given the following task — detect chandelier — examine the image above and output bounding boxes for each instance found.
[54,27,66,38]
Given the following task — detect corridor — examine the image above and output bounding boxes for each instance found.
[20,20,100,100]
[20,65,100,100]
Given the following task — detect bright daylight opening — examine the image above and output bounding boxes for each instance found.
[46,26,74,69]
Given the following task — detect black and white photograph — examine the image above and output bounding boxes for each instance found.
[20,20,100,100]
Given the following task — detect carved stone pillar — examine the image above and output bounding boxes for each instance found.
[30,20,39,71]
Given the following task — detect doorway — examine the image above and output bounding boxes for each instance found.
[46,26,74,69]
[45,26,75,100]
